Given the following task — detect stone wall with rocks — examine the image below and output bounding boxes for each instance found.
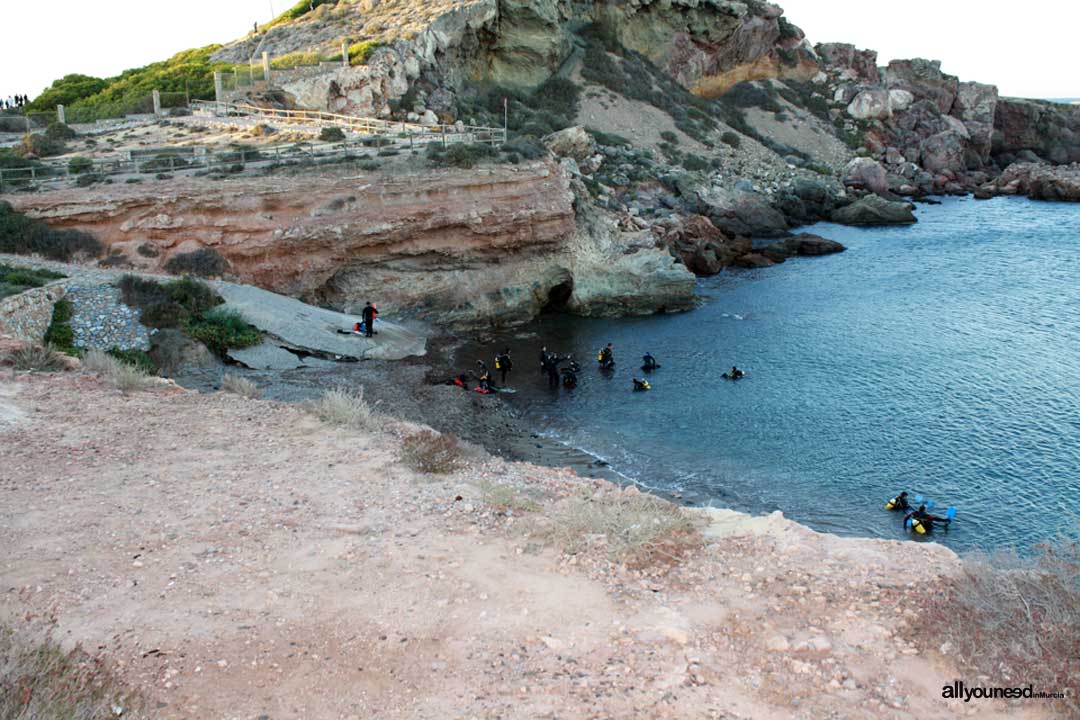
[0,284,67,344]
[65,285,151,352]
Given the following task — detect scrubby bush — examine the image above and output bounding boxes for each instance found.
[348,41,381,65]
[501,136,547,161]
[269,50,326,70]
[3,344,66,372]
[304,386,382,432]
[82,349,157,393]
[427,142,496,169]
[0,264,64,300]
[76,172,103,187]
[67,156,94,174]
[681,154,710,172]
[721,131,742,149]
[586,127,631,147]
[43,298,77,355]
[0,205,103,261]
[163,248,229,278]
[136,243,160,258]
[45,122,76,141]
[14,133,66,158]
[660,130,679,144]
[118,274,223,329]
[0,622,138,719]
[183,307,261,355]
[319,126,345,143]
[545,489,700,569]
[924,537,1080,714]
[400,430,463,474]
[221,372,262,399]
[107,347,157,375]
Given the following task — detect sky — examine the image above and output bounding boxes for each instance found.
[0,0,1076,101]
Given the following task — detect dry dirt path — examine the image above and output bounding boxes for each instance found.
[0,371,1053,720]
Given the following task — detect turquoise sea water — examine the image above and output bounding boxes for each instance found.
[468,196,1080,552]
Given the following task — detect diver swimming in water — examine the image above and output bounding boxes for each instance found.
[722,366,745,380]
[641,352,661,372]
[886,491,911,512]
[904,504,951,534]
[561,365,578,389]
[598,343,615,370]
[632,378,651,392]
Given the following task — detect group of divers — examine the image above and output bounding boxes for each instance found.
[885,491,958,535]
[445,343,746,395]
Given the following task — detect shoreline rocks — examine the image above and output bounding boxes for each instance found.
[831,195,917,225]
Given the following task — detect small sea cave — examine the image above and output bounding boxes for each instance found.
[542,279,574,314]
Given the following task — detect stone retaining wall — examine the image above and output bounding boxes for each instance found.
[0,284,67,344]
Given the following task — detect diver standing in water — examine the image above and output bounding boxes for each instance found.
[598,343,615,370]
[495,348,513,385]
[642,352,661,371]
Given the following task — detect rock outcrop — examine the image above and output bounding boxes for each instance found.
[9,162,695,328]
[831,195,916,225]
[991,162,1080,202]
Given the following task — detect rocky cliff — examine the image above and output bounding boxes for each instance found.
[8,161,695,328]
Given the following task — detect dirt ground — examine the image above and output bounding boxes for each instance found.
[0,369,1057,719]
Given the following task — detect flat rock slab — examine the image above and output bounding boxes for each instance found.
[213,282,426,361]
[227,342,307,371]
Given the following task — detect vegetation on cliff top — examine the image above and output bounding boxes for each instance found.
[0,201,104,262]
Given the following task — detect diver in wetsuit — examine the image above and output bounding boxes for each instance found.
[632,378,651,392]
[598,343,615,370]
[495,349,513,384]
[543,353,563,389]
[642,352,660,371]
[905,504,950,533]
[723,366,745,379]
[887,491,911,512]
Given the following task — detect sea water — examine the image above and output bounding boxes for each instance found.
[466,196,1080,552]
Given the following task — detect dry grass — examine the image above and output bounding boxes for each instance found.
[400,430,463,474]
[0,622,138,719]
[545,489,701,570]
[3,345,66,373]
[303,386,382,433]
[221,373,261,399]
[82,349,157,393]
[925,531,1080,713]
[480,480,544,514]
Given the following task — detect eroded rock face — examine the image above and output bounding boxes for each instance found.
[884,59,958,115]
[662,214,749,275]
[10,163,694,327]
[696,187,789,238]
[993,98,1080,165]
[815,43,879,84]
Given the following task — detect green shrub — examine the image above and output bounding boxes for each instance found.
[0,264,65,292]
[501,136,547,161]
[319,126,345,142]
[721,131,742,148]
[184,307,261,355]
[43,298,78,355]
[681,154,710,172]
[68,156,94,174]
[428,143,496,169]
[45,122,76,141]
[269,50,326,70]
[163,248,229,277]
[118,274,222,329]
[14,133,66,158]
[107,347,157,375]
[3,344,67,372]
[26,74,109,113]
[0,206,103,261]
[585,127,631,147]
[660,130,678,144]
[348,41,381,65]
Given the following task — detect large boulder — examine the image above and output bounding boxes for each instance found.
[831,195,916,225]
[696,187,789,238]
[920,131,967,175]
[884,58,959,115]
[889,89,915,112]
[543,126,597,163]
[790,176,846,220]
[843,157,889,195]
[847,89,892,120]
[662,215,748,276]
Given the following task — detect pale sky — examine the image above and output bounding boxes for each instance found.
[1,0,1075,102]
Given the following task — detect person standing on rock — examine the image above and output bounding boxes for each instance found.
[495,348,512,385]
[538,346,549,375]
[361,301,377,338]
